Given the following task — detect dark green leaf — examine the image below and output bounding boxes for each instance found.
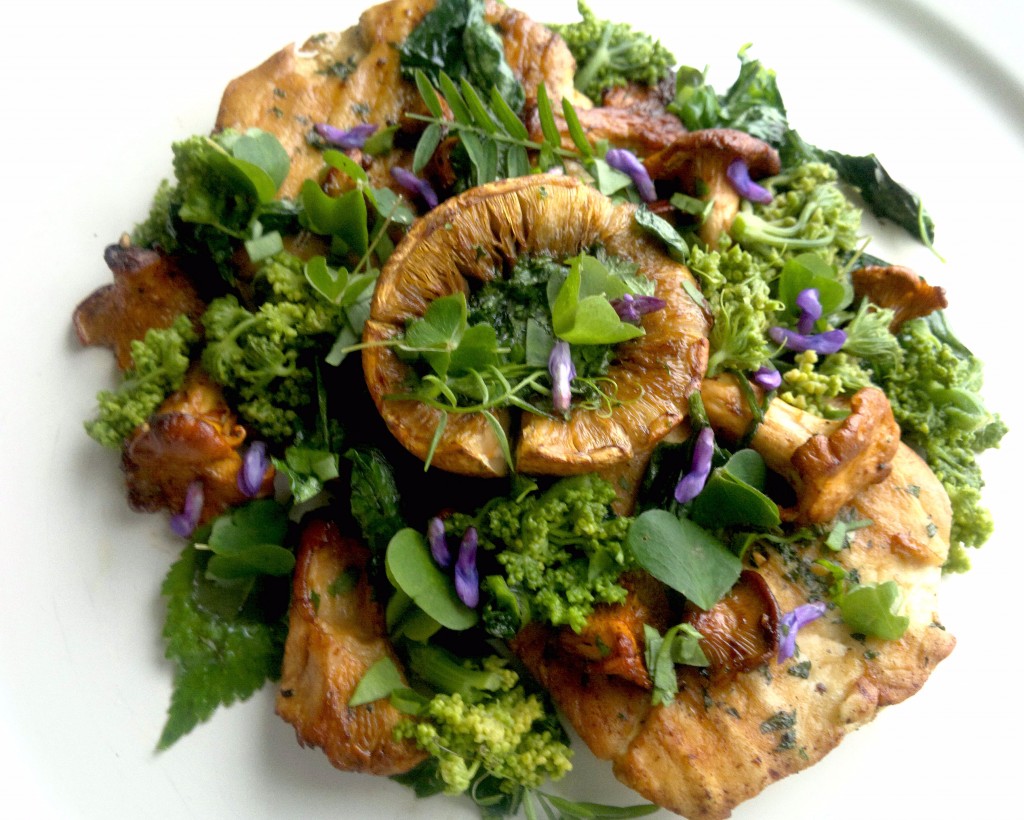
[627,510,742,610]
[345,447,405,553]
[688,449,780,530]
[634,207,689,261]
[386,528,477,630]
[413,122,443,173]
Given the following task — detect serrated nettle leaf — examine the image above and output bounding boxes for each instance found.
[205,499,289,553]
[627,509,742,610]
[205,544,296,580]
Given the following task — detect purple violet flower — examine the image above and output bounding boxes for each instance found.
[768,326,847,355]
[237,441,271,498]
[428,517,451,569]
[548,341,577,416]
[752,366,782,392]
[674,426,715,504]
[795,288,823,335]
[777,601,828,662]
[169,480,204,538]
[454,528,480,608]
[726,157,773,204]
[391,166,439,209]
[313,122,377,149]
[605,148,657,202]
[610,293,667,324]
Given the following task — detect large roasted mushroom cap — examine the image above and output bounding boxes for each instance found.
[362,173,711,477]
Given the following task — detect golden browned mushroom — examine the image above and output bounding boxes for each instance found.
[683,569,780,684]
[216,0,586,199]
[121,369,272,525]
[362,173,710,477]
[526,105,687,158]
[700,375,900,524]
[851,264,948,331]
[644,129,781,247]
[276,518,426,775]
[73,243,205,371]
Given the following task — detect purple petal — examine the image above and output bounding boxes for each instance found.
[795,288,823,335]
[454,528,479,608]
[313,122,377,149]
[605,148,657,202]
[237,441,270,498]
[726,158,773,204]
[768,326,847,355]
[778,601,828,662]
[391,166,438,209]
[169,480,204,538]
[548,341,576,415]
[752,366,782,392]
[428,517,451,569]
[610,293,667,324]
[674,426,715,504]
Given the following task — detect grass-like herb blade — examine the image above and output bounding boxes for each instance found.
[489,86,531,140]
[413,123,442,173]
[561,97,593,158]
[415,69,444,118]
[536,83,562,148]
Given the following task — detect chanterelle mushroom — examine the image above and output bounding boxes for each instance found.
[644,129,781,247]
[700,374,900,524]
[851,264,948,331]
[361,173,710,477]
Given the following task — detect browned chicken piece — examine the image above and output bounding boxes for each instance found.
[600,78,677,115]
[216,0,585,199]
[851,264,948,331]
[73,243,205,371]
[515,392,955,820]
[363,173,710,477]
[121,368,272,525]
[276,519,427,775]
[700,375,900,525]
[644,130,781,247]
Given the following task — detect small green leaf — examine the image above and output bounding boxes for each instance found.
[304,255,350,303]
[299,181,369,253]
[562,97,593,157]
[402,293,469,377]
[777,253,848,319]
[349,657,405,707]
[489,86,530,140]
[627,510,742,610]
[536,83,561,148]
[413,122,443,173]
[839,580,910,640]
[415,69,445,118]
[229,129,291,192]
[635,207,689,261]
[688,449,781,530]
[385,528,478,630]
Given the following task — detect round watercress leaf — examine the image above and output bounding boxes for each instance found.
[558,295,646,345]
[688,449,780,530]
[627,510,742,610]
[403,294,469,377]
[776,252,848,319]
[229,129,291,193]
[385,528,477,630]
[839,580,910,640]
[348,656,404,707]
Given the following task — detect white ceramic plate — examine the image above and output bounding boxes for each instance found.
[3,1,1022,817]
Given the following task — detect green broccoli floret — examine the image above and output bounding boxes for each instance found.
[449,475,632,633]
[687,243,782,376]
[395,654,572,797]
[871,313,1006,567]
[550,1,675,101]
[131,129,293,283]
[729,163,862,267]
[85,314,199,447]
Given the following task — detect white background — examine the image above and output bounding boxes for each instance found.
[1,1,1022,817]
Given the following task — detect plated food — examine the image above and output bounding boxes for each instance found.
[72,1,1005,818]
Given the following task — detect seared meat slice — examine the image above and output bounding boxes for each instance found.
[276,519,426,775]
[74,243,204,370]
[515,387,954,820]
